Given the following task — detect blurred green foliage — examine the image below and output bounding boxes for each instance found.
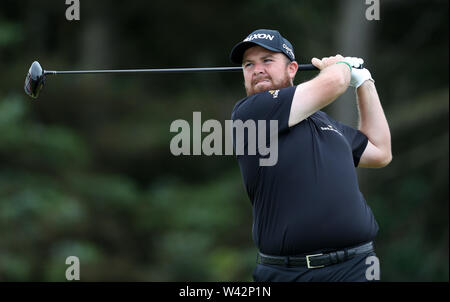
[0,0,448,281]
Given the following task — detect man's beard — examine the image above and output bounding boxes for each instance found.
[245,72,293,96]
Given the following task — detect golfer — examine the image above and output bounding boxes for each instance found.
[230,29,392,282]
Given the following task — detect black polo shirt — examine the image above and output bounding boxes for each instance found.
[231,86,378,256]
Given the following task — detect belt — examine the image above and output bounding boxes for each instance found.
[257,241,374,269]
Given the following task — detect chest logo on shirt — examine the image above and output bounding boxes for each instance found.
[320,124,343,136]
[268,90,279,99]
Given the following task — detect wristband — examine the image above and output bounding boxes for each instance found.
[336,61,352,72]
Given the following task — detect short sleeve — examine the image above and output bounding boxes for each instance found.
[333,120,369,167]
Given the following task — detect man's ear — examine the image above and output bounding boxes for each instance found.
[288,61,298,80]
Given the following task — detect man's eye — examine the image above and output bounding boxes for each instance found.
[264,59,272,63]
[244,63,253,68]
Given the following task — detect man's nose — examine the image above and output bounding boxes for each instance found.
[253,62,265,74]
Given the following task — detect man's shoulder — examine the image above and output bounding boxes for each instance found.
[231,93,262,120]
[232,96,250,113]
[231,97,247,120]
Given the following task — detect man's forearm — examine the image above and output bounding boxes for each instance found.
[357,80,392,158]
[289,58,350,127]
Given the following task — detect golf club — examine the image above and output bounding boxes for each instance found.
[24,61,320,99]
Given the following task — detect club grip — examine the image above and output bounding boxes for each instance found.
[299,64,318,71]
[299,63,364,71]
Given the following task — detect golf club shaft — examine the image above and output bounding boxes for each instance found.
[43,64,318,75]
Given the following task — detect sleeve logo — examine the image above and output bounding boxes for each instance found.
[320,124,343,136]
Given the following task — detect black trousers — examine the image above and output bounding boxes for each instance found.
[253,251,379,282]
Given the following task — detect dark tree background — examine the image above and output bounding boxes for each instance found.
[0,0,448,281]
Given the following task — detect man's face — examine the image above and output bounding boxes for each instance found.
[242,45,298,96]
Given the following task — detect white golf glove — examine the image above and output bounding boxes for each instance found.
[343,57,374,88]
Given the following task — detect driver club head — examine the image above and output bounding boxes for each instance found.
[24,61,46,99]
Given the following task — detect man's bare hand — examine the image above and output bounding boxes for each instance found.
[311,54,345,70]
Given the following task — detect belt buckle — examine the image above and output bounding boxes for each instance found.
[306,253,324,269]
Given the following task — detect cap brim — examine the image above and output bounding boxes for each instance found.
[229,41,283,65]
